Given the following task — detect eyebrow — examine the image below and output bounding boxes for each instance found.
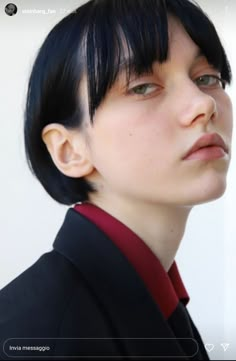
[193,49,205,61]
[117,57,137,76]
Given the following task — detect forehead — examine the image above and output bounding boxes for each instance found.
[163,17,204,65]
[113,18,205,83]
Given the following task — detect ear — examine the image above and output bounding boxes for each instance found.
[41,123,94,178]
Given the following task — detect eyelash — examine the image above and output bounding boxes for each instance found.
[194,74,226,89]
[127,74,226,97]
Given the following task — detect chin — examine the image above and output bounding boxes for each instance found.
[192,178,227,206]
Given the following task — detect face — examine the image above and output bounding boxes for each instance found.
[82,17,233,208]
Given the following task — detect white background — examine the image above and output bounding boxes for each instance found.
[0,1,235,360]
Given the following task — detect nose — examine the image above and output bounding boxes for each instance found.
[178,84,218,128]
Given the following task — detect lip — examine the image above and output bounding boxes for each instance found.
[183,133,229,160]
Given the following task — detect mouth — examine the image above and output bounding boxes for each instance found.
[183,133,229,161]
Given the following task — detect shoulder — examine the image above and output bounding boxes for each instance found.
[0,250,80,336]
[0,249,115,358]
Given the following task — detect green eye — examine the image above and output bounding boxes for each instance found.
[130,84,158,95]
[133,84,150,94]
[195,75,225,88]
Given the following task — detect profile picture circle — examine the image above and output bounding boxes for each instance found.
[5,3,17,16]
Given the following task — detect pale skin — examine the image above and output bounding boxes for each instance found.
[42,17,233,272]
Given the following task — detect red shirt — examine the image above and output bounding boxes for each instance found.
[74,202,189,319]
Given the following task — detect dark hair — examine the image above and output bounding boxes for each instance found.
[24,0,232,205]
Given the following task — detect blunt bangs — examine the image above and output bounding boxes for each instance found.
[85,0,169,119]
[85,0,231,120]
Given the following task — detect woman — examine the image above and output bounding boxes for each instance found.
[0,0,232,359]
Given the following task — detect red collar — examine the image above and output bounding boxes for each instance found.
[74,203,189,319]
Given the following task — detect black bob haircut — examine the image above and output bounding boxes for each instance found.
[24,0,232,205]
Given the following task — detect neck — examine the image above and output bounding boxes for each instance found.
[88,194,192,272]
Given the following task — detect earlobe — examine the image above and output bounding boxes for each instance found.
[41,123,94,178]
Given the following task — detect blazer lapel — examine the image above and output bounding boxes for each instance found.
[53,208,188,358]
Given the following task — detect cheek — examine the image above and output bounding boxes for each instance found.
[217,93,233,137]
[90,107,174,177]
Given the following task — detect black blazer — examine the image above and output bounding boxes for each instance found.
[0,208,209,360]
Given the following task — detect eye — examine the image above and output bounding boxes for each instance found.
[195,74,225,89]
[128,83,159,96]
